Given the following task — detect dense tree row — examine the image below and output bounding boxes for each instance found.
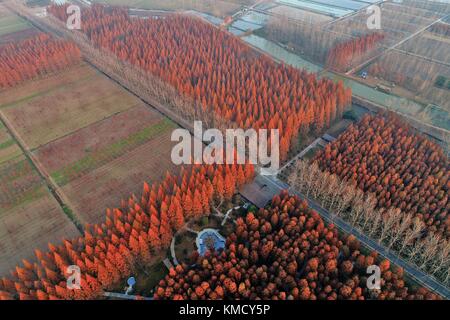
[314,114,449,239]
[288,160,450,286]
[154,191,440,300]
[0,163,254,300]
[326,33,385,72]
[48,4,352,161]
[0,33,80,88]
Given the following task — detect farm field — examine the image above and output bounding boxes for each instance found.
[400,31,450,65]
[0,63,141,150]
[328,1,445,46]
[92,0,248,17]
[0,26,183,233]
[0,121,80,276]
[268,5,332,24]
[33,104,179,224]
[0,191,80,276]
[369,51,450,111]
[322,0,450,109]
[0,123,21,165]
[0,4,36,44]
[366,19,450,110]
[0,7,30,37]
[0,53,182,225]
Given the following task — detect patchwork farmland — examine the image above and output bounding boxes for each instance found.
[0,119,80,276]
[326,0,450,109]
[0,63,141,149]
[0,4,83,276]
[259,0,450,130]
[0,5,35,43]
[0,46,181,273]
[33,104,178,223]
[0,59,181,224]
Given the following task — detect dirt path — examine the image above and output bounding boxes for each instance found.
[0,111,84,232]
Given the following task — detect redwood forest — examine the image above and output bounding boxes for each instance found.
[0,0,448,307]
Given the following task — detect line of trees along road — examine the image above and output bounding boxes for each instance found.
[155,191,441,300]
[47,3,352,162]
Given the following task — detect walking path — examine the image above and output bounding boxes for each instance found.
[162,258,173,271]
[221,206,240,226]
[103,292,153,300]
[278,137,325,174]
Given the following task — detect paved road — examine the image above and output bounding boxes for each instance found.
[257,174,450,299]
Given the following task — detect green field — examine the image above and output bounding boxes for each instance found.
[0,15,30,37]
[0,63,145,149]
[0,119,21,166]
[50,117,176,186]
[0,73,94,110]
[0,156,46,211]
[0,139,15,150]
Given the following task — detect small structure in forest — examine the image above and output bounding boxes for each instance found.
[196,228,225,256]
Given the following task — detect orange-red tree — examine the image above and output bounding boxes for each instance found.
[48,4,352,162]
[0,33,81,88]
[154,191,440,300]
[0,163,254,300]
[314,114,449,238]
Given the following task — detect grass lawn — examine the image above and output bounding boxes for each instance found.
[175,231,197,264]
[133,260,168,297]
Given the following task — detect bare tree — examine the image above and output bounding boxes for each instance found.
[378,208,401,245]
[287,158,450,286]
[416,233,441,271]
[397,217,425,255]
[386,211,413,250]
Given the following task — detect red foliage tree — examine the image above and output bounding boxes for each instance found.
[0,33,81,88]
[48,4,352,161]
[154,191,440,300]
[0,162,253,300]
[314,114,449,238]
[326,33,385,72]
